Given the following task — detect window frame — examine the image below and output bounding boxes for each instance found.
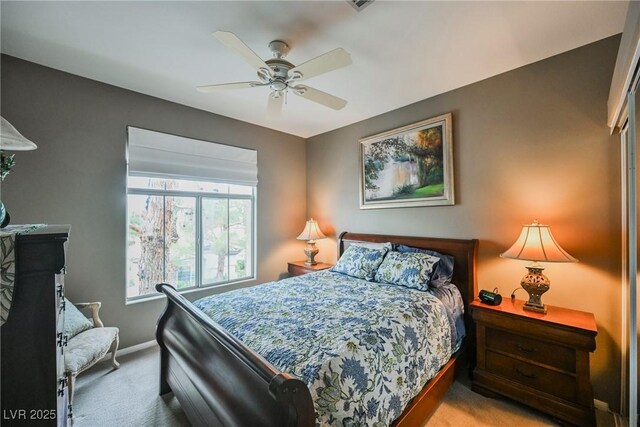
[126,174,257,303]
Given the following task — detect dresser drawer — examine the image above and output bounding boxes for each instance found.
[486,350,577,402]
[486,327,576,373]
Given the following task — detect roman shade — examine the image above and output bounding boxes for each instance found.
[127,126,258,185]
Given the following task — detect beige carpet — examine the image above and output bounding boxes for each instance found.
[73,346,614,427]
[73,346,189,427]
[425,378,555,426]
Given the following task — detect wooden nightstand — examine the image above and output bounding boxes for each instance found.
[287,260,333,277]
[471,299,597,426]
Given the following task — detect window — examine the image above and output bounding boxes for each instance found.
[126,127,257,301]
[126,177,255,299]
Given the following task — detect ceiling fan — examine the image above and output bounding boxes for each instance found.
[197,31,352,114]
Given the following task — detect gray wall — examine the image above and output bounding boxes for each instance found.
[0,54,307,348]
[307,36,622,409]
[1,35,625,410]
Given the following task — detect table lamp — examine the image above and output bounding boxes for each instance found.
[0,116,38,228]
[500,219,577,314]
[1,117,38,151]
[296,218,326,266]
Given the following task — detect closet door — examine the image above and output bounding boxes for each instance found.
[635,84,640,425]
[622,81,639,426]
[610,4,640,422]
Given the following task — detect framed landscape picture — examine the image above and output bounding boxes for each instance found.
[359,113,454,209]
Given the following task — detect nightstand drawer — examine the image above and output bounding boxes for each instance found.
[486,351,577,402]
[486,327,576,373]
[287,261,333,277]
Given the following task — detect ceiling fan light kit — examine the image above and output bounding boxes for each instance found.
[197,31,352,113]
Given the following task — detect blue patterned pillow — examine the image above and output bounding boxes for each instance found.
[331,245,389,280]
[374,251,440,291]
[396,244,455,289]
[64,298,94,338]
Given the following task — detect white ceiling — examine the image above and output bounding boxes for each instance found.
[0,1,628,138]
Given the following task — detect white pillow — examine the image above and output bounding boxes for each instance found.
[350,241,392,250]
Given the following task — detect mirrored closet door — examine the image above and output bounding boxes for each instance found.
[620,80,639,427]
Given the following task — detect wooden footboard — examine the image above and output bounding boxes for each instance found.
[155,283,314,427]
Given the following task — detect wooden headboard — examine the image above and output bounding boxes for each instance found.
[337,231,479,310]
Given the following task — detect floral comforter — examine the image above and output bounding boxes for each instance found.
[193,270,453,427]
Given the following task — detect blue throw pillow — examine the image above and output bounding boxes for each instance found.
[396,244,455,288]
[331,245,389,281]
[64,298,94,338]
[374,251,439,291]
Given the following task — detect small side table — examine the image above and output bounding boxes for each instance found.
[287,260,333,277]
[471,298,597,426]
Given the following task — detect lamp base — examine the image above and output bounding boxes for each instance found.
[523,301,548,314]
[521,264,550,314]
[304,241,319,266]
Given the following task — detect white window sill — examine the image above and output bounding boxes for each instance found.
[125,276,257,305]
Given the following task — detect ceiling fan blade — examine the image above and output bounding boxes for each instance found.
[288,48,352,82]
[292,85,347,110]
[213,31,273,76]
[267,92,284,116]
[196,81,257,93]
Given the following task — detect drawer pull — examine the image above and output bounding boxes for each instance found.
[515,367,537,380]
[516,343,537,353]
[57,377,67,396]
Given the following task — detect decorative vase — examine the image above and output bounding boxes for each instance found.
[0,201,10,228]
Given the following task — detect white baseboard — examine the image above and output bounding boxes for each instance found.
[99,339,157,363]
[614,412,626,427]
[118,339,157,356]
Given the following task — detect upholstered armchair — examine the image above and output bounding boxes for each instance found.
[63,299,120,416]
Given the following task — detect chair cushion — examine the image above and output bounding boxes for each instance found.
[65,327,118,375]
[64,298,94,338]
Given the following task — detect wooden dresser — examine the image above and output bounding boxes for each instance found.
[1,226,70,426]
[471,299,597,426]
[287,260,333,276]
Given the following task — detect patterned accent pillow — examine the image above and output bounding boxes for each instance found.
[331,245,389,280]
[64,298,94,338]
[374,251,440,291]
[396,244,455,289]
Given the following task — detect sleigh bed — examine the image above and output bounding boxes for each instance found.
[155,232,478,426]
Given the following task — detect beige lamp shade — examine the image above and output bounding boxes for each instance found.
[500,220,577,263]
[0,116,37,151]
[297,218,326,241]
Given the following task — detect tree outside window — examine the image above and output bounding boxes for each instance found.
[126,176,254,300]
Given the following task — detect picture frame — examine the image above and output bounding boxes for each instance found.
[359,113,454,209]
